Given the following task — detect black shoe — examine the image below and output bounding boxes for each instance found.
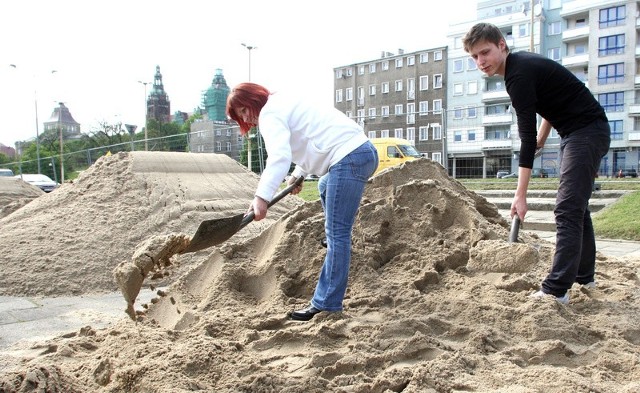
[290,305,322,321]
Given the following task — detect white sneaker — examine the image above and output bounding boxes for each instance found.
[581,281,596,290]
[529,290,569,305]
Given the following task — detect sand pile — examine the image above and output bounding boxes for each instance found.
[0,177,43,220]
[1,158,639,392]
[0,151,302,298]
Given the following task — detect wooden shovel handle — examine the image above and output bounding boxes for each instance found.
[239,176,306,229]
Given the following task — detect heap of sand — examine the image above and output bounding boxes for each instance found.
[1,156,639,393]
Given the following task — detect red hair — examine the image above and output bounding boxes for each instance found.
[226,82,271,135]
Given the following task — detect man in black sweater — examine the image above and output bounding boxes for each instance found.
[463,23,611,304]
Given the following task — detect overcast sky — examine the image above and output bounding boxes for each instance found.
[0,0,478,148]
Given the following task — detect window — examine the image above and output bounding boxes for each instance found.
[395,104,403,115]
[369,84,376,95]
[433,99,442,114]
[575,44,587,55]
[335,69,343,79]
[367,131,376,139]
[600,5,625,28]
[432,152,442,165]
[453,59,464,73]
[407,103,415,124]
[548,47,561,61]
[395,58,403,68]
[576,18,586,28]
[358,65,365,75]
[598,63,624,84]
[420,53,428,63]
[381,106,390,117]
[454,107,463,119]
[453,83,463,96]
[394,128,403,139]
[346,88,353,101]
[467,57,477,71]
[485,127,510,140]
[419,126,428,140]
[381,129,390,138]
[518,23,529,37]
[454,36,462,49]
[216,129,222,136]
[335,89,343,103]
[468,129,476,141]
[406,127,415,143]
[407,56,415,66]
[369,107,376,119]
[548,21,561,35]
[407,78,415,99]
[467,80,478,95]
[345,68,352,76]
[382,61,389,71]
[467,106,477,118]
[434,50,442,61]
[599,34,625,56]
[216,141,222,151]
[419,75,429,90]
[395,80,403,92]
[369,63,376,73]
[454,131,462,142]
[609,120,623,140]
[381,82,389,94]
[346,110,353,119]
[419,101,428,115]
[432,124,442,140]
[433,74,443,88]
[598,92,624,112]
[226,142,231,151]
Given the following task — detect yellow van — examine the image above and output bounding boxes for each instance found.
[371,137,421,175]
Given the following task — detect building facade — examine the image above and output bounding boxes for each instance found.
[445,0,640,178]
[334,47,449,165]
[43,102,81,141]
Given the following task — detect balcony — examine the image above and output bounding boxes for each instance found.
[482,114,513,125]
[481,139,513,151]
[562,26,589,42]
[482,89,509,102]
[629,104,640,116]
[630,132,640,141]
[562,54,588,68]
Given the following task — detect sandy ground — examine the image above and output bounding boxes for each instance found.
[0,177,43,220]
[0,154,639,393]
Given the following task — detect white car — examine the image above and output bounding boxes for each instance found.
[15,174,59,193]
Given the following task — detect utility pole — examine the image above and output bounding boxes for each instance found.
[138,80,150,150]
[58,102,65,183]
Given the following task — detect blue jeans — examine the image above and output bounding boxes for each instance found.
[311,141,378,311]
[541,119,610,296]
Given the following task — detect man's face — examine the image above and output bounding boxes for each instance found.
[467,39,507,77]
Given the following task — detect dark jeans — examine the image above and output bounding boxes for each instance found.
[541,119,611,296]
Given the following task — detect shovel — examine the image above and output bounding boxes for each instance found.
[181,176,305,254]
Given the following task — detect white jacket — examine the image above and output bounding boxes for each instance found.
[255,92,369,201]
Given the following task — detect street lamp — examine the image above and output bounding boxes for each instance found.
[57,101,65,183]
[138,80,150,151]
[241,43,257,171]
[8,65,57,174]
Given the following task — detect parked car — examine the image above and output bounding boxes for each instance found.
[616,168,638,178]
[531,168,549,178]
[0,168,14,177]
[15,174,59,192]
[501,172,518,179]
[496,170,511,179]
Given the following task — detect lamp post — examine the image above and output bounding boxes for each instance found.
[8,65,57,174]
[241,43,257,171]
[138,80,150,151]
[57,101,65,183]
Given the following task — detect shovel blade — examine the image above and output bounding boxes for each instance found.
[181,213,246,253]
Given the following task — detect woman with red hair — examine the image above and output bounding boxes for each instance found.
[227,82,378,321]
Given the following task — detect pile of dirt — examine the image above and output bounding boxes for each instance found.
[0,177,43,219]
[1,157,639,393]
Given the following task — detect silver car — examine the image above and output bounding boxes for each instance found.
[15,174,59,192]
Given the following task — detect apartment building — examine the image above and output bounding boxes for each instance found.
[446,0,640,178]
[333,48,448,165]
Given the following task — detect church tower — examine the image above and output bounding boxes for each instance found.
[147,65,171,123]
[202,68,230,122]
